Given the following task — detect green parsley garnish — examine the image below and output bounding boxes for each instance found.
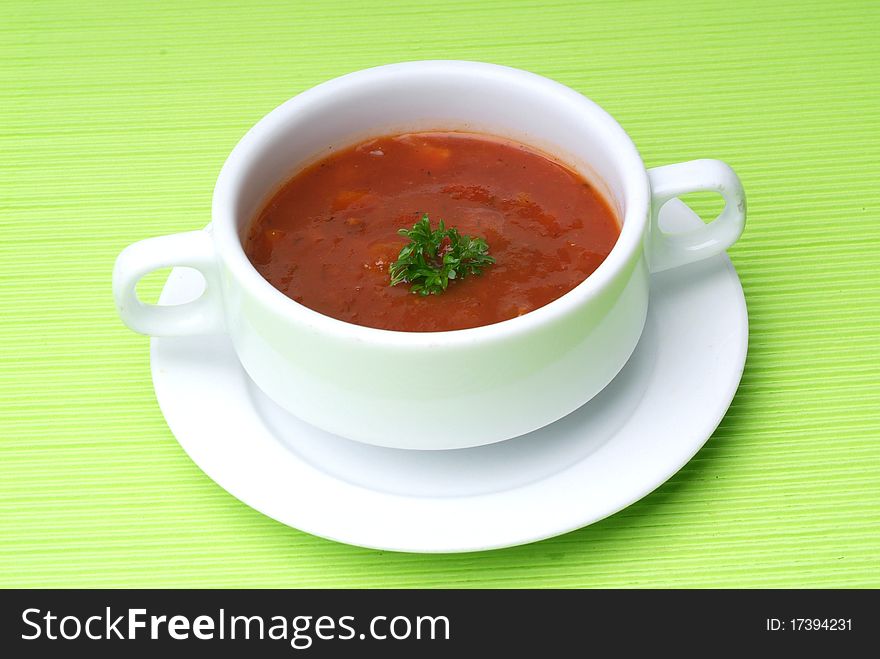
[389,213,495,296]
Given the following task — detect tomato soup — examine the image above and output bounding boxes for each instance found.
[245,132,620,332]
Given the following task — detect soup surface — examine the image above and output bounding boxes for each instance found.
[245,132,620,332]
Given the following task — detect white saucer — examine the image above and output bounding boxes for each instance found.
[151,199,747,553]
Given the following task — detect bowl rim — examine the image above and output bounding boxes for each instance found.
[212,60,650,348]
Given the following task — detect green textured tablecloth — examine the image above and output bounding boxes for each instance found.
[2,0,878,588]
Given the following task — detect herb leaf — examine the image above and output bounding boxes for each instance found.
[389,213,495,296]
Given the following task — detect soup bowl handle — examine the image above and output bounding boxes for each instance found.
[646,159,746,273]
[112,229,225,336]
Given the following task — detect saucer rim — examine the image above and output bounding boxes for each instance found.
[151,199,748,553]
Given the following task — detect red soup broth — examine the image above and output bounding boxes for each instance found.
[245,132,620,332]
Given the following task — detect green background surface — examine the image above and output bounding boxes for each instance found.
[2,0,878,587]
